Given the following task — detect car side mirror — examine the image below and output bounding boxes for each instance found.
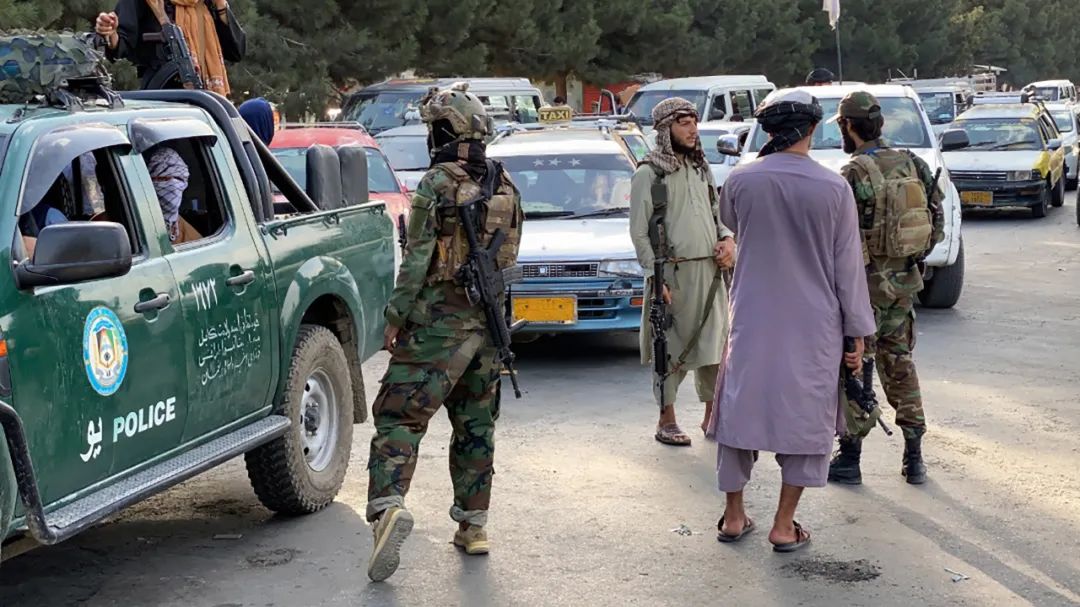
[16,222,132,289]
[1048,138,1063,151]
[940,129,970,152]
[717,134,741,157]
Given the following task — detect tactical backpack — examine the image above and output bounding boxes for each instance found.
[850,151,934,259]
[426,161,521,285]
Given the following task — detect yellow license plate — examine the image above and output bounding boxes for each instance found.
[513,297,576,324]
[961,190,993,206]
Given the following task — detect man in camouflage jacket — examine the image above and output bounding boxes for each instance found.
[366,84,523,582]
[831,91,944,486]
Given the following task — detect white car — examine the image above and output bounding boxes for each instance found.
[374,124,429,192]
[698,121,752,188]
[487,128,644,336]
[1046,103,1080,188]
[731,85,966,309]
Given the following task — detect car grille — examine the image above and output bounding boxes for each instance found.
[578,297,619,320]
[521,263,599,279]
[949,170,1007,182]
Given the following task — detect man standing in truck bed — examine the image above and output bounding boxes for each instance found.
[365,83,523,582]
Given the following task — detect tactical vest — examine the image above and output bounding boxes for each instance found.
[851,150,934,259]
[426,161,521,285]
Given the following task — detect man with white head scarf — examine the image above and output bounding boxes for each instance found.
[630,97,735,447]
[146,145,201,244]
[707,89,875,552]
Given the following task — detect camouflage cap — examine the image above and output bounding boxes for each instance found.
[837,91,883,120]
[418,82,493,141]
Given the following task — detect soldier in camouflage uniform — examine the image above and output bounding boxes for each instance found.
[829,91,945,486]
[365,83,523,582]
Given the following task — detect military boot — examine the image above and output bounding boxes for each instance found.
[902,436,927,485]
[828,437,862,485]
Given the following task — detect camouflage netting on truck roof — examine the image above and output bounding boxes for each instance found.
[0,31,111,105]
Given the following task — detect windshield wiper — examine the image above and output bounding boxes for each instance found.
[525,210,577,218]
[562,207,631,220]
[987,141,1038,151]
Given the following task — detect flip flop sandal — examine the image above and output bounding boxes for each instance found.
[771,521,812,553]
[716,516,756,543]
[655,423,692,446]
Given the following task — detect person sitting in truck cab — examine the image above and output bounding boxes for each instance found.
[18,174,72,259]
[145,145,203,245]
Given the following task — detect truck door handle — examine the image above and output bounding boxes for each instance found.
[134,293,171,314]
[226,270,256,287]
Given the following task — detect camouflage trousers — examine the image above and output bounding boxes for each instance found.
[847,293,926,440]
[366,328,501,527]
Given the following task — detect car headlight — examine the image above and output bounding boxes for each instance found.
[599,259,644,278]
[1006,170,1035,181]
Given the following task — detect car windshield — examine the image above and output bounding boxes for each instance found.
[376,134,430,172]
[1035,87,1060,101]
[341,92,423,133]
[1051,111,1074,133]
[699,129,735,163]
[748,96,932,152]
[271,148,308,190]
[953,118,1044,151]
[918,92,956,124]
[270,146,400,193]
[627,91,708,125]
[495,153,635,218]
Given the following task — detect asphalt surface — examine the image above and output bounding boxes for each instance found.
[2,193,1079,607]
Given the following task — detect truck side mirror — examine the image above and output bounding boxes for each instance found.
[717,134,741,157]
[15,222,132,289]
[940,129,970,152]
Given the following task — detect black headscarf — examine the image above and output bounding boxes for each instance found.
[754,90,824,157]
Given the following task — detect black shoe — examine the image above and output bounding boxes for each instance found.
[828,437,862,485]
[902,436,927,485]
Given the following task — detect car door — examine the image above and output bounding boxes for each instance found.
[128,120,275,441]
[2,126,188,506]
[1039,113,1066,184]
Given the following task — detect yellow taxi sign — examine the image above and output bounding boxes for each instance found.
[539,106,574,123]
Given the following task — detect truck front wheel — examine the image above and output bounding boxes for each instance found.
[245,324,354,515]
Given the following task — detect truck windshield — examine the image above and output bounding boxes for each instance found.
[748,96,931,152]
[953,118,1044,151]
[340,92,423,133]
[699,129,736,163]
[377,134,430,172]
[495,153,635,218]
[626,91,708,125]
[919,92,956,124]
[1051,111,1074,133]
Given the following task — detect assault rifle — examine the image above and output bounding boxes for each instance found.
[143,0,204,90]
[455,160,524,398]
[647,180,671,409]
[843,337,893,436]
[396,214,408,253]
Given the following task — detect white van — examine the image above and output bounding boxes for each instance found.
[625,75,776,128]
[1025,80,1077,103]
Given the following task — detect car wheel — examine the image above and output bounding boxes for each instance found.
[1032,184,1050,218]
[919,237,964,309]
[1051,174,1066,207]
[245,324,353,515]
[1068,154,1079,190]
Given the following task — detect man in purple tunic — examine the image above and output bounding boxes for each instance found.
[706,90,876,552]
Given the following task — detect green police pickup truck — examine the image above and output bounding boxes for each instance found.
[0,87,395,559]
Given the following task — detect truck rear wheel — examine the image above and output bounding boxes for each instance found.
[245,324,353,515]
[920,237,965,309]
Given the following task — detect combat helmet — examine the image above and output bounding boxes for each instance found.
[419,82,493,142]
[0,30,118,109]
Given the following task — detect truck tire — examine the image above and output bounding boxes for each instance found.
[920,237,965,309]
[1051,175,1066,207]
[245,324,353,515]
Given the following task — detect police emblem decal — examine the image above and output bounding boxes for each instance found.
[83,307,129,396]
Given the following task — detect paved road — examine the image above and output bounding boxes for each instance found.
[3,193,1079,607]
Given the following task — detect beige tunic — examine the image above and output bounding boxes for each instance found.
[630,162,733,370]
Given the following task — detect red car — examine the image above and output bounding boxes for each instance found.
[270,126,412,220]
